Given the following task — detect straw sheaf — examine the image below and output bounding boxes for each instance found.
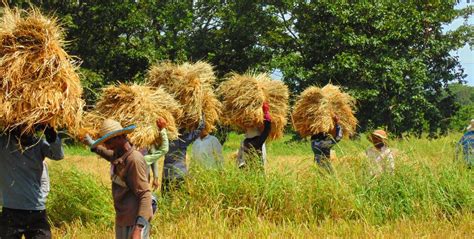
[292,84,357,138]
[217,73,289,140]
[84,84,182,149]
[0,7,84,136]
[146,61,220,132]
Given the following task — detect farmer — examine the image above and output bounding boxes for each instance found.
[142,118,169,191]
[84,119,152,239]
[237,102,272,171]
[162,116,205,192]
[191,131,224,169]
[456,119,474,168]
[366,129,395,176]
[311,116,342,173]
[0,126,63,239]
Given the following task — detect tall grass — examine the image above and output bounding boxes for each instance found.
[47,133,473,237]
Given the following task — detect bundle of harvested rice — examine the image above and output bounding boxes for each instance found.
[0,7,84,136]
[217,73,289,140]
[201,88,222,135]
[83,84,182,149]
[146,61,220,132]
[292,84,357,138]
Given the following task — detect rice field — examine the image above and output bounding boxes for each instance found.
[46,132,473,238]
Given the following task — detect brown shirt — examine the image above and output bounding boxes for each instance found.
[93,145,152,226]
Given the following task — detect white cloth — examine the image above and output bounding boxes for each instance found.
[366,145,395,176]
[191,135,224,169]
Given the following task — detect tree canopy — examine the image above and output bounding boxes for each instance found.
[4,0,474,136]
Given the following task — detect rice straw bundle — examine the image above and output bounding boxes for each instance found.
[217,73,289,140]
[201,88,222,135]
[85,84,182,149]
[292,84,357,138]
[0,7,84,136]
[146,61,220,132]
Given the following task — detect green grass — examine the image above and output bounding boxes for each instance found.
[48,132,473,238]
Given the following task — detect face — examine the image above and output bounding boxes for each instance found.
[371,135,385,148]
[103,135,124,150]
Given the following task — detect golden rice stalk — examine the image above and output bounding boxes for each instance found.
[292,84,357,137]
[84,84,182,149]
[0,7,84,136]
[217,73,289,140]
[201,88,222,135]
[146,61,220,132]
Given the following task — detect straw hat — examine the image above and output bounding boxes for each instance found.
[466,119,474,131]
[369,129,388,144]
[91,119,136,148]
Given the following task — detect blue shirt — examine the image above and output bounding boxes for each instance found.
[163,119,204,180]
[0,135,64,210]
[458,130,474,166]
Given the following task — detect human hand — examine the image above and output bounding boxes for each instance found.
[84,134,95,147]
[262,102,271,121]
[152,177,160,191]
[131,225,143,239]
[156,118,167,130]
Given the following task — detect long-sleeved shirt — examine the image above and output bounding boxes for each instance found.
[457,130,474,167]
[366,145,395,176]
[311,124,343,158]
[92,145,152,226]
[144,129,169,180]
[163,119,205,180]
[237,120,271,167]
[0,135,63,210]
[191,134,224,169]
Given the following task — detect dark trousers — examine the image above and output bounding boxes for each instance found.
[315,154,334,173]
[0,207,51,239]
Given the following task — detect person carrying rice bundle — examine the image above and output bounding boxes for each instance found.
[81,84,181,192]
[147,61,220,191]
[456,119,474,169]
[83,119,153,239]
[0,6,82,239]
[366,130,395,176]
[292,84,357,173]
[218,73,288,171]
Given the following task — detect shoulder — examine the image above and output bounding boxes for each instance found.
[127,150,146,166]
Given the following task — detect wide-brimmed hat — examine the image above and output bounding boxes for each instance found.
[467,119,474,131]
[369,129,388,143]
[91,119,136,148]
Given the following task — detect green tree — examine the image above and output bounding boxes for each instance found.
[274,1,474,136]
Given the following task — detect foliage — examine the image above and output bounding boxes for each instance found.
[3,1,473,135]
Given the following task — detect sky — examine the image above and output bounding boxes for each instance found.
[446,1,474,85]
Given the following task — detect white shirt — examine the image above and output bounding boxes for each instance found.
[366,145,395,176]
[192,135,224,169]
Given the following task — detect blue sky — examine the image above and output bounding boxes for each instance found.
[446,1,474,85]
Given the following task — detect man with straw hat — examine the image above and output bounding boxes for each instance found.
[162,116,205,192]
[366,129,395,176]
[456,119,474,168]
[0,126,63,239]
[84,119,152,239]
[311,116,342,173]
[236,102,272,171]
